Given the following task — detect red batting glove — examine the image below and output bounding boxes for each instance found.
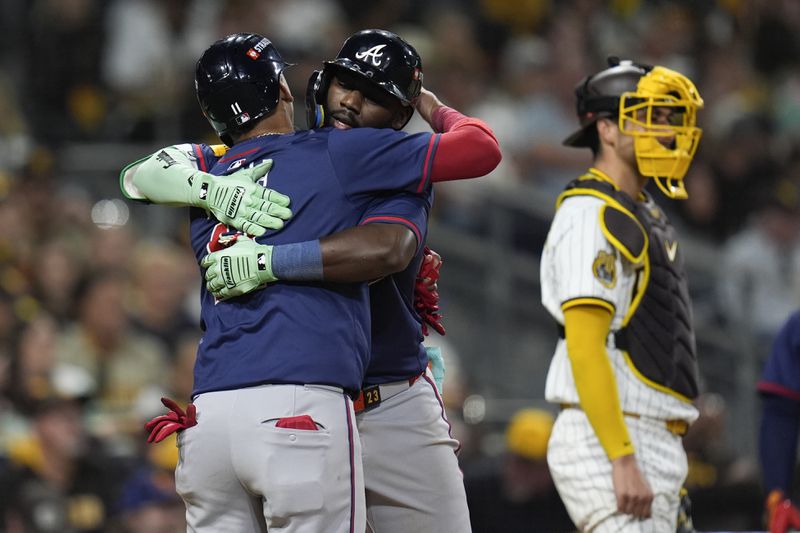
[767,489,800,533]
[415,247,445,336]
[144,397,197,443]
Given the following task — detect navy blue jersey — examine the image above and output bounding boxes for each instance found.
[188,127,439,397]
[360,192,433,385]
[759,310,800,400]
[758,310,800,495]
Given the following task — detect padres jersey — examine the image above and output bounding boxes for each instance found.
[186,127,439,397]
[541,169,698,422]
[361,191,432,386]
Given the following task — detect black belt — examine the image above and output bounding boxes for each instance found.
[353,373,424,414]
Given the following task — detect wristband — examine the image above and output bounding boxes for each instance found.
[271,240,324,280]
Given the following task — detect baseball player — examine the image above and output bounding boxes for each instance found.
[302,29,486,533]
[540,57,704,531]
[122,31,499,528]
[758,310,800,533]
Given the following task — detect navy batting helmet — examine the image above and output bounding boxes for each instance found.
[196,33,291,146]
[306,29,423,129]
[563,57,650,148]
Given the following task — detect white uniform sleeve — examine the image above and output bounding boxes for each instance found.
[541,196,635,323]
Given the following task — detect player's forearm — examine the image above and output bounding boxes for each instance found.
[203,224,417,299]
[320,223,417,282]
[563,303,635,461]
[759,394,800,494]
[126,145,199,206]
[415,88,444,126]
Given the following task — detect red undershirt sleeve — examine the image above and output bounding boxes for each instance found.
[428,106,502,183]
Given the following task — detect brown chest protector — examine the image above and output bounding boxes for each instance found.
[561,176,699,400]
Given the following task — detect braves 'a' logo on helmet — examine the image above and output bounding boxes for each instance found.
[355,44,387,67]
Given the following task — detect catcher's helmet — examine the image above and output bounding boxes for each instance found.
[196,33,291,146]
[565,57,704,199]
[563,57,649,148]
[306,29,423,129]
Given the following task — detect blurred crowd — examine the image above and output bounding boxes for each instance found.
[1,0,800,530]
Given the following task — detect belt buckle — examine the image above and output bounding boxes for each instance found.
[354,385,382,414]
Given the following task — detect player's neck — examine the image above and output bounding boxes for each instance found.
[240,124,294,142]
[237,112,294,143]
[593,158,646,201]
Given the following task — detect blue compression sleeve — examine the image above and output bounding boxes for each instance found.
[271,240,324,281]
[760,393,800,494]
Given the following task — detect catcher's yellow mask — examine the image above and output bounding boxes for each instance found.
[618,66,703,199]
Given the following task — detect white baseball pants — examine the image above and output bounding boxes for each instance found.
[175,384,365,532]
[358,370,471,533]
[547,408,687,532]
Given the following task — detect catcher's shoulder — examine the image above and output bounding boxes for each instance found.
[600,203,646,263]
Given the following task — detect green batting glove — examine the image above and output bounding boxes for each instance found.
[201,237,276,300]
[189,160,292,236]
[124,145,292,236]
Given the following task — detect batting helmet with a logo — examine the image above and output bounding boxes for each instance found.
[306,29,423,129]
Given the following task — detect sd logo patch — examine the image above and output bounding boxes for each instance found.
[592,250,617,289]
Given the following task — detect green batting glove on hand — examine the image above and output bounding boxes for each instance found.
[201,237,277,300]
[125,145,292,236]
[189,160,292,236]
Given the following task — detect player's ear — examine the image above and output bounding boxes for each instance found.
[391,106,413,130]
[279,74,294,104]
[596,118,617,147]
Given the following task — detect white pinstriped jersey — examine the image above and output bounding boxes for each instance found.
[541,194,698,423]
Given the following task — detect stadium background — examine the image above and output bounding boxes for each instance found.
[0,0,797,530]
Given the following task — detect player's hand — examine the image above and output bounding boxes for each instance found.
[415,247,445,336]
[611,454,653,519]
[766,489,800,533]
[144,397,197,443]
[191,160,292,236]
[201,237,277,300]
[420,248,441,293]
[414,88,445,126]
